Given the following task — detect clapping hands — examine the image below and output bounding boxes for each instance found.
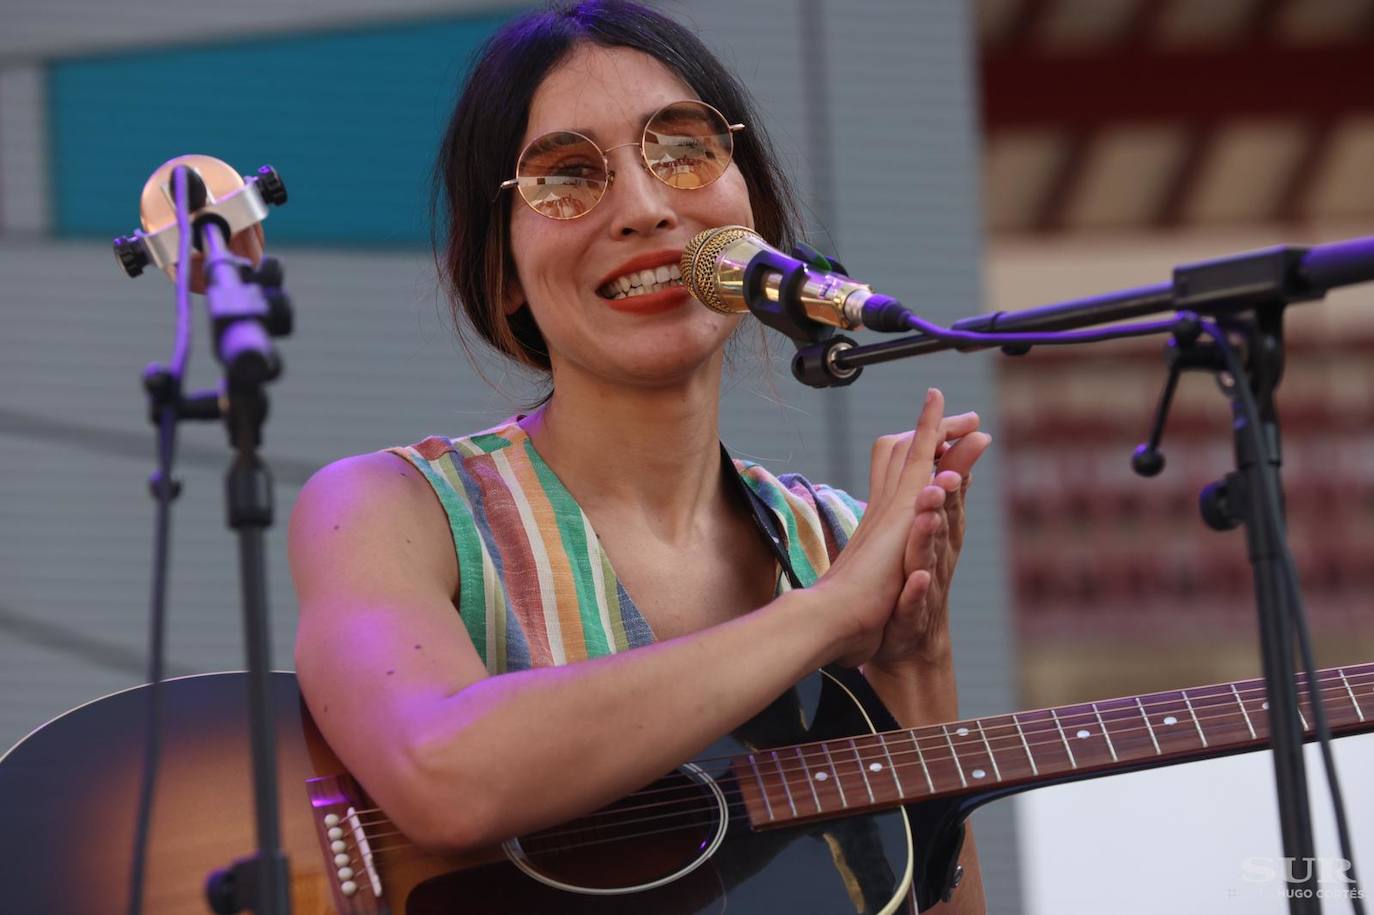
[818,388,992,670]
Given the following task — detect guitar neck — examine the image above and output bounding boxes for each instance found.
[736,662,1374,829]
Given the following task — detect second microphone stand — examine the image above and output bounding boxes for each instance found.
[756,237,1374,914]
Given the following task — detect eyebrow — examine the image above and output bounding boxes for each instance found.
[539,104,677,143]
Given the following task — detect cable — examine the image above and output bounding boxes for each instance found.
[1206,323,1365,915]
[879,298,1185,346]
[125,165,194,915]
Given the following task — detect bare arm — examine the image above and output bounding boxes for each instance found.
[291,452,845,851]
[291,392,958,853]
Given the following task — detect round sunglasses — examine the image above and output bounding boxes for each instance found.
[499,99,745,220]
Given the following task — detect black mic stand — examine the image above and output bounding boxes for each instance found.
[744,237,1374,913]
[193,208,295,915]
[1135,260,1319,907]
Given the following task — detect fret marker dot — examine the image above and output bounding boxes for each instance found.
[955,727,970,737]
[869,762,883,772]
[1076,729,1091,739]
[815,771,829,781]
[1162,715,1178,725]
[1262,702,1269,710]
[972,769,987,779]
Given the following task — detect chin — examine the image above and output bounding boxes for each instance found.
[605,330,734,386]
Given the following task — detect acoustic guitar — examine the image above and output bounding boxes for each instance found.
[3,662,1371,913]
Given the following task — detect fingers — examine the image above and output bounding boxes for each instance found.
[868,434,905,502]
[935,430,992,480]
[914,482,948,512]
[869,395,991,504]
[944,482,968,553]
[930,432,988,554]
[902,481,944,574]
[881,432,914,500]
[894,388,945,492]
[941,411,981,439]
[896,568,932,614]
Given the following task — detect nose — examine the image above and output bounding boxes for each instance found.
[603,143,678,238]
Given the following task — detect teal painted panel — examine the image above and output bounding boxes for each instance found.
[49,12,520,245]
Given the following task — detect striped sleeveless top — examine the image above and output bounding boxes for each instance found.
[387,418,865,674]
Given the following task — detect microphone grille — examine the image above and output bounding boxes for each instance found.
[681,225,758,314]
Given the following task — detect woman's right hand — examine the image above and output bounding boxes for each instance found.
[814,387,981,668]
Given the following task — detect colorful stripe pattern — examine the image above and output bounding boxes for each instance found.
[388,419,865,674]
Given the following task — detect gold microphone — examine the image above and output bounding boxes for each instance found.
[680,225,883,331]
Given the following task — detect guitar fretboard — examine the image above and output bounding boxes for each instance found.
[734,663,1374,828]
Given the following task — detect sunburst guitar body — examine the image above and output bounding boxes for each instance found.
[1,669,916,914]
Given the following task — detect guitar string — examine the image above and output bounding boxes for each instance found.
[339,673,1372,834]
[329,674,1372,859]
[346,808,762,869]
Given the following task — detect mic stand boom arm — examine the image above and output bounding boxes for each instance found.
[793,237,1374,385]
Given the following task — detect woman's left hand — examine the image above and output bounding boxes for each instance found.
[866,408,991,671]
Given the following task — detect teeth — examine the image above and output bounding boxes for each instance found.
[610,278,683,299]
[599,263,687,299]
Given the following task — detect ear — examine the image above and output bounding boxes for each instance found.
[501,275,526,317]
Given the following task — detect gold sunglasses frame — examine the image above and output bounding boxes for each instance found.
[498,99,745,219]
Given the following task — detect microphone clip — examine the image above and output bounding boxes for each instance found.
[739,241,865,387]
[742,246,837,345]
[113,159,287,279]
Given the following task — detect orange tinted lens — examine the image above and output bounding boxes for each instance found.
[515,131,608,219]
[642,101,733,190]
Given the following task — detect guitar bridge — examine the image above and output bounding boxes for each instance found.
[307,773,387,913]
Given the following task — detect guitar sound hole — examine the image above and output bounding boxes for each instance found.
[502,763,727,894]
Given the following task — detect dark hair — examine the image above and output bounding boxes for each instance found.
[432,0,802,400]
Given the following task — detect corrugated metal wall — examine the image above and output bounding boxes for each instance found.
[0,0,1019,907]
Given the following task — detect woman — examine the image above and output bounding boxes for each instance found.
[288,1,991,911]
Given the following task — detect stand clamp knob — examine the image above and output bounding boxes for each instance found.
[114,234,152,277]
[254,166,288,206]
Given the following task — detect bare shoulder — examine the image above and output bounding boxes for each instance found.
[288,451,487,816]
[288,450,459,609]
[289,448,485,717]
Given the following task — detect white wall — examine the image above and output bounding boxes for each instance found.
[1018,738,1374,914]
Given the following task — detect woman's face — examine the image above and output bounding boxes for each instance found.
[506,44,756,389]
